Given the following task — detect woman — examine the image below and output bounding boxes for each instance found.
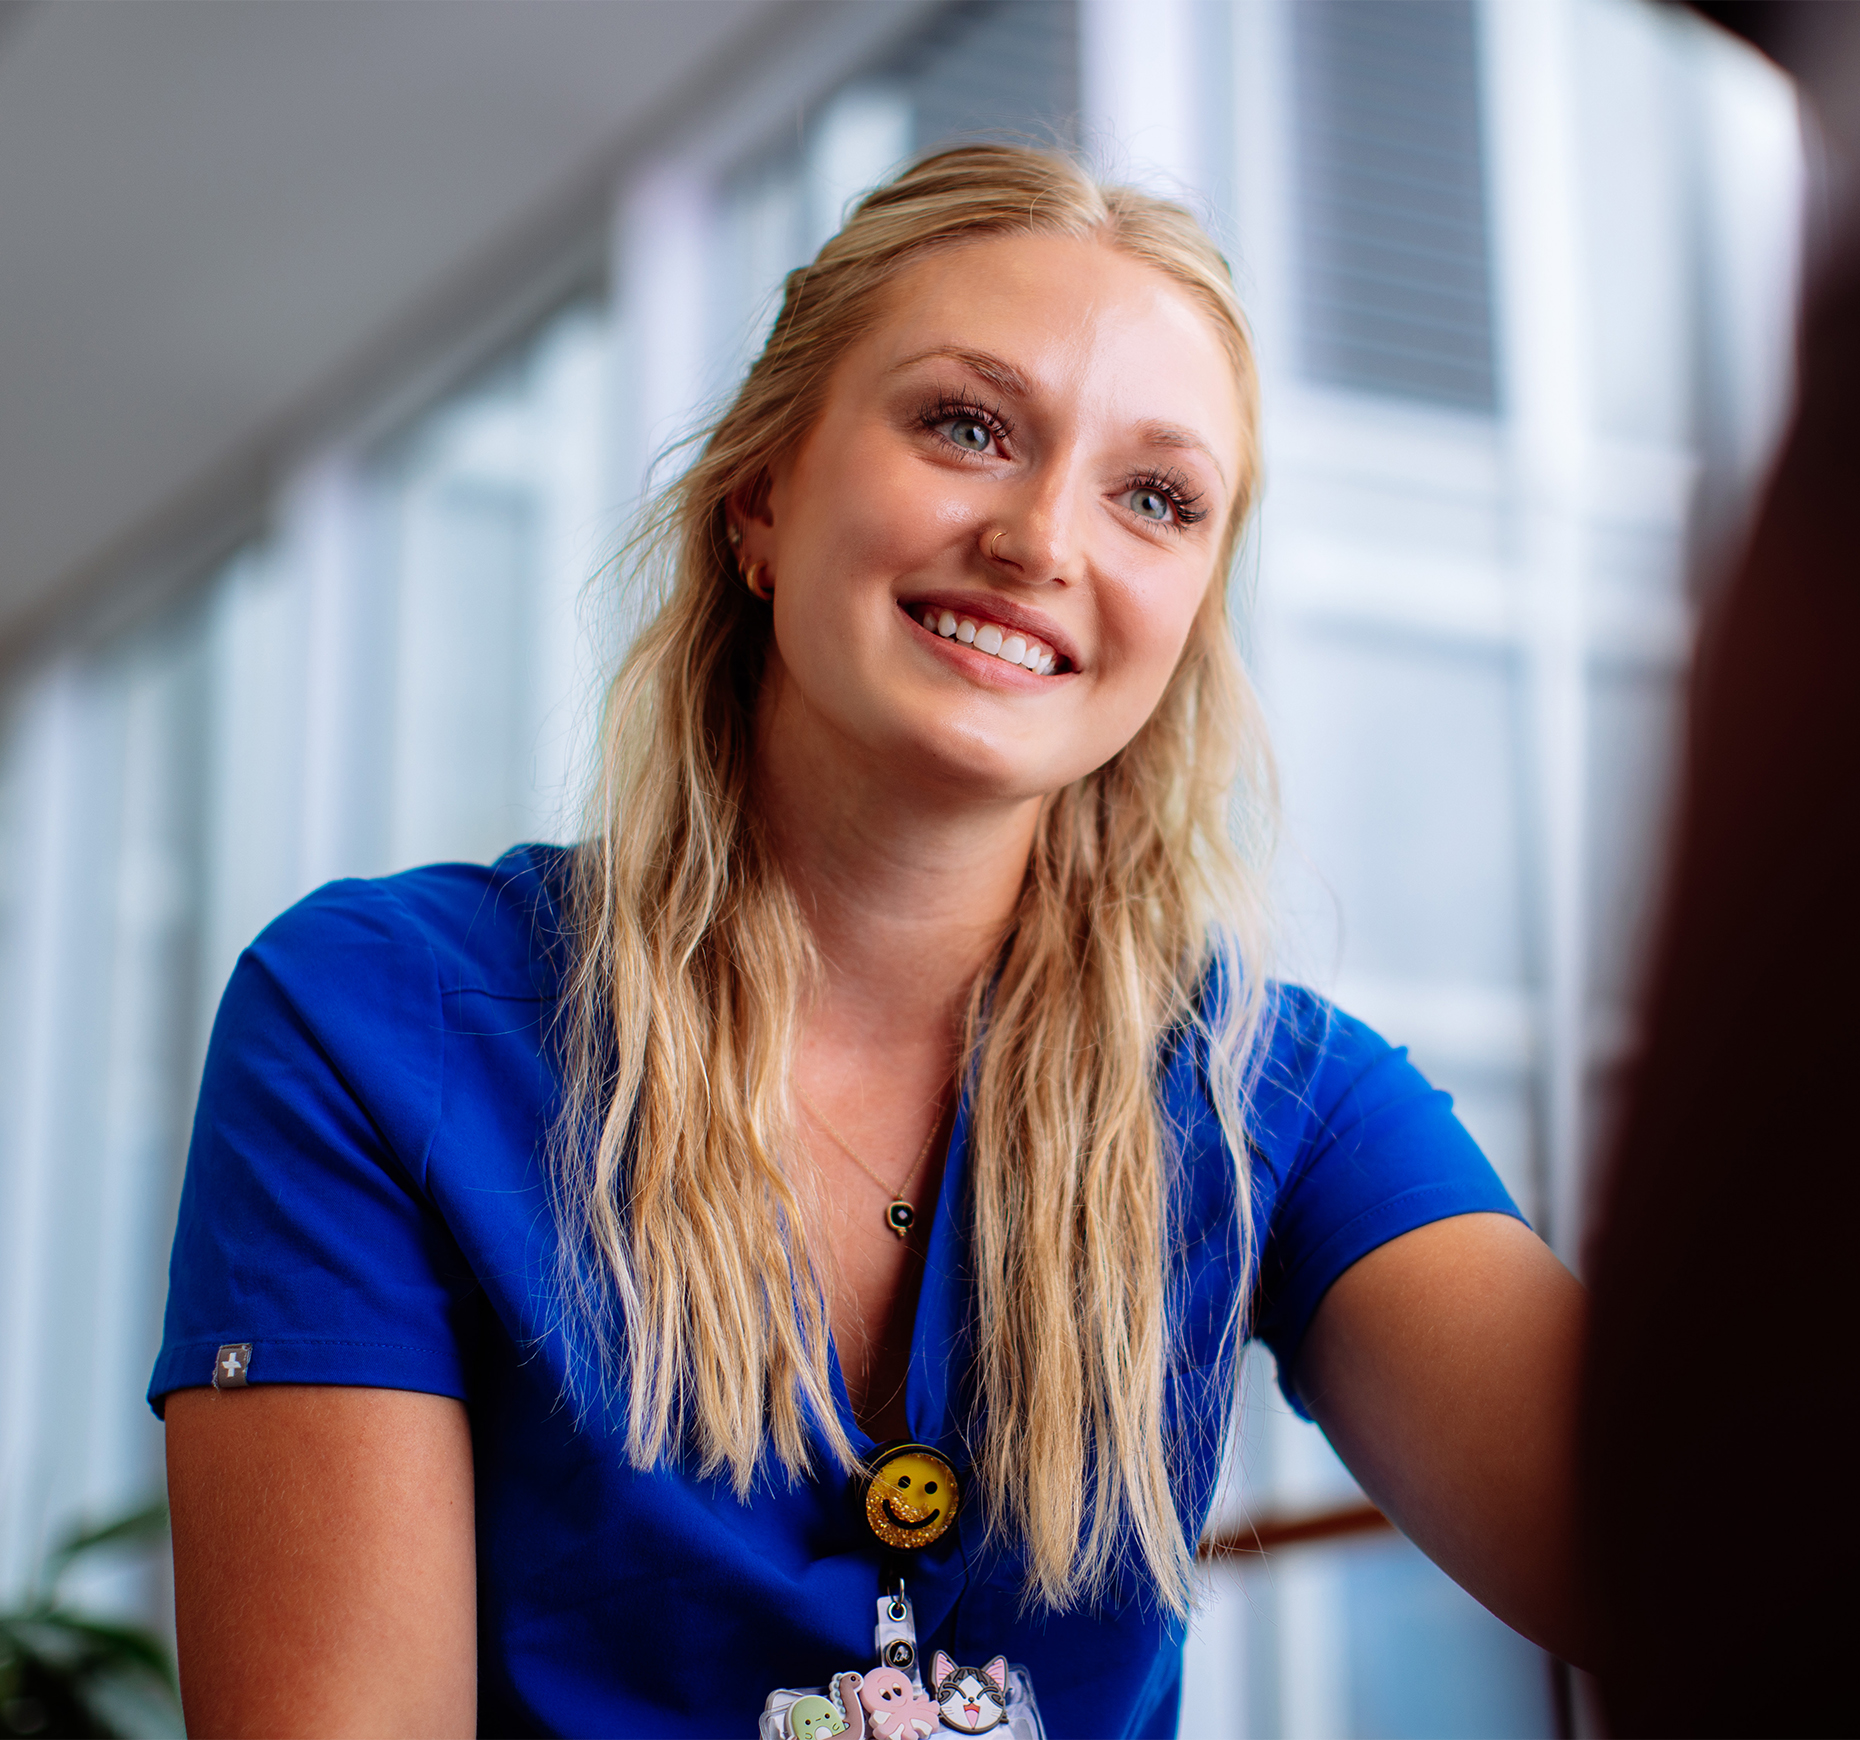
[154,147,1587,1737]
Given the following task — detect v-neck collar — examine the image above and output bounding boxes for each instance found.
[827,1077,973,1459]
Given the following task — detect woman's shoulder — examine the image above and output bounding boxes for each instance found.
[1176,966,1480,1182]
[1185,958,1407,1107]
[1257,981,1403,1095]
[1251,982,1466,1162]
[194,846,574,1205]
[249,843,573,1004]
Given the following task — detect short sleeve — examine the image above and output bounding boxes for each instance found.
[148,880,479,1415]
[1250,989,1523,1415]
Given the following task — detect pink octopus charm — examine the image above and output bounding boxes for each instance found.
[857,1666,938,1740]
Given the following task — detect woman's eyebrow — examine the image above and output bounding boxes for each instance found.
[1136,421,1228,487]
[889,345,1031,397]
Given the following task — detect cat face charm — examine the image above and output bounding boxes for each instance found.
[930,1652,1008,1734]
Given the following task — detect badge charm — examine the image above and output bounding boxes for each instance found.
[759,1590,1046,1740]
[785,1671,867,1739]
[862,1444,958,1551]
[858,1664,938,1740]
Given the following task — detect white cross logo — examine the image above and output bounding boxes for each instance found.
[220,1349,243,1378]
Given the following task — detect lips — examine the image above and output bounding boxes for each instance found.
[911,605,1058,674]
[898,594,1079,673]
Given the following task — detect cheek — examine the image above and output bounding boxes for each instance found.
[786,431,965,580]
[1102,566,1210,699]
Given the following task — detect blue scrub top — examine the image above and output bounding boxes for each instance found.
[151,847,1519,1738]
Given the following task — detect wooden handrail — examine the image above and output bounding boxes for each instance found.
[1199,1499,1392,1559]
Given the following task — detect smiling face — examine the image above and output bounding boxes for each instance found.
[862,1443,959,1549]
[932,1652,1009,1734]
[743,229,1247,812]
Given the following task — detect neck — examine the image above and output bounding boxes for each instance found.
[755,676,1039,1067]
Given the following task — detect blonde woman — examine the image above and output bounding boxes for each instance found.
[154,147,1587,1737]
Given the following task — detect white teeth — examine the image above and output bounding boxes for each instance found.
[912,606,1062,673]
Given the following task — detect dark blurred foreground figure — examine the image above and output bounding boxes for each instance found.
[1583,8,1860,1734]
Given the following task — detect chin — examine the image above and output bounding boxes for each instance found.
[892,721,1079,806]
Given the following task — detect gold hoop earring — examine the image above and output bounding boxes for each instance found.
[743,560,771,601]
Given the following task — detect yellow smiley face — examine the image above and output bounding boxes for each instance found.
[863,1444,959,1550]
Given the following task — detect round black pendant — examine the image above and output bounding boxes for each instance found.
[886,1199,915,1237]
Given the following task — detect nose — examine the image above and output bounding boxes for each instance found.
[983,459,1090,586]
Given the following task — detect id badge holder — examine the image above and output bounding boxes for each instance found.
[758,1588,1047,1740]
[758,1444,1047,1740]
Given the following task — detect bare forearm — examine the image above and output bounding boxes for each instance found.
[1296,1213,1592,1665]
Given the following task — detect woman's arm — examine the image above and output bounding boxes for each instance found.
[1294,1211,1591,1665]
[165,1385,476,1737]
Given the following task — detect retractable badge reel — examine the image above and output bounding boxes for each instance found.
[757,1444,1047,1740]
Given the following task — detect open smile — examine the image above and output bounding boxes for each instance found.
[910,603,1060,673]
[898,598,1077,680]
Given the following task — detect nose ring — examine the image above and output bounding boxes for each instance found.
[990,530,1005,561]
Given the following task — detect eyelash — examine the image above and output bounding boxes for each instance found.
[918,393,1013,447]
[917,393,1208,529]
[1125,469,1207,528]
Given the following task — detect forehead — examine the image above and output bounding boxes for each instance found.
[855,230,1245,466]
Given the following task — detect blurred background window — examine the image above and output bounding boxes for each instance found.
[1292,0,1499,411]
[0,1,1804,1733]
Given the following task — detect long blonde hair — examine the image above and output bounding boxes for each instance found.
[553,145,1275,1614]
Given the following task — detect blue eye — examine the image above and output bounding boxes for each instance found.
[947,418,992,452]
[1130,487,1172,522]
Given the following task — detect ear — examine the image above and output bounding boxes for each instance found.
[931,1651,954,1684]
[727,470,780,579]
[983,1657,1007,1691]
[728,470,775,532]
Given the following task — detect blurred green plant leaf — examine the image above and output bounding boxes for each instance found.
[41,1501,173,1602]
[0,1499,183,1738]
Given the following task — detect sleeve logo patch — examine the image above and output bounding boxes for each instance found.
[213,1343,253,1389]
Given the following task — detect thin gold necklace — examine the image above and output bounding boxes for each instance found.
[798,1087,945,1240]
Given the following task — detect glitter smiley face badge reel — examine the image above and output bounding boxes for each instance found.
[758,1445,1048,1739]
[863,1444,957,1552]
